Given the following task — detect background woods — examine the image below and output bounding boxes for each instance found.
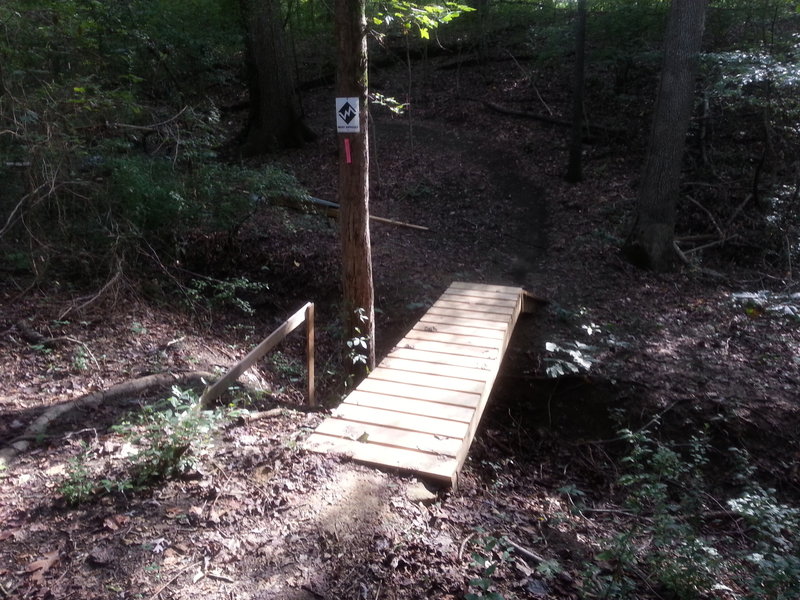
[1,1,800,599]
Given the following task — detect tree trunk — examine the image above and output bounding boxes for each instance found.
[239,0,315,155]
[336,0,375,379]
[623,0,708,270]
[565,0,587,184]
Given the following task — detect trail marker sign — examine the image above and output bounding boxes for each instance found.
[336,97,360,133]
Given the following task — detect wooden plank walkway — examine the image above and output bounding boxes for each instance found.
[304,281,535,486]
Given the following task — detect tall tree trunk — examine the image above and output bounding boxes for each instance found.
[239,0,315,155]
[623,0,708,270]
[565,0,587,184]
[336,0,375,378]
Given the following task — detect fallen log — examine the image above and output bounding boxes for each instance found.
[0,371,215,469]
[480,100,626,135]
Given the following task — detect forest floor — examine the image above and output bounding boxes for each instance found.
[1,48,799,600]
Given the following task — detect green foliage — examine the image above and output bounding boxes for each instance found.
[71,346,89,372]
[603,428,721,599]
[346,308,371,367]
[727,470,800,599]
[372,0,474,40]
[525,0,667,91]
[59,442,95,506]
[580,424,800,600]
[58,387,234,505]
[0,0,307,286]
[185,276,269,315]
[270,351,303,382]
[465,530,513,600]
[694,2,800,269]
[111,387,225,484]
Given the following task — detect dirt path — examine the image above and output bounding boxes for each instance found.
[372,118,547,287]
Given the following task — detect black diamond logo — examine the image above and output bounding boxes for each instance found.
[338,101,357,124]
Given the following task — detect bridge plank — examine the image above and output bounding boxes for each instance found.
[332,403,469,439]
[356,378,481,407]
[304,433,457,482]
[312,419,463,456]
[343,389,476,422]
[369,366,486,395]
[386,347,494,370]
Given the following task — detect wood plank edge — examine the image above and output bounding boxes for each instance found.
[304,433,457,483]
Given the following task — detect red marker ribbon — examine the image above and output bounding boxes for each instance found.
[344,137,352,164]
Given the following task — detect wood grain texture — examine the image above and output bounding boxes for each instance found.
[332,403,469,438]
[379,356,490,382]
[313,418,462,456]
[368,366,486,394]
[356,378,482,407]
[426,306,512,322]
[410,321,506,338]
[419,313,509,331]
[386,347,494,370]
[343,389,476,422]
[304,433,457,482]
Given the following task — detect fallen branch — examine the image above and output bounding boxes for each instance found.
[147,559,201,600]
[274,196,429,231]
[504,537,546,564]
[673,241,726,279]
[458,532,477,562]
[482,100,571,127]
[13,321,100,368]
[237,408,284,422]
[15,320,73,347]
[480,100,625,135]
[0,371,215,469]
[112,106,189,133]
[59,267,124,319]
[685,194,723,238]
[725,193,754,230]
[682,236,736,255]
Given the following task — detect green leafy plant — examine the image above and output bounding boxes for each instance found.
[185,275,268,315]
[465,530,514,600]
[59,442,95,506]
[582,426,721,599]
[0,0,306,286]
[270,351,303,382]
[346,307,371,367]
[372,0,474,40]
[71,346,89,372]
[112,387,226,484]
[726,455,800,600]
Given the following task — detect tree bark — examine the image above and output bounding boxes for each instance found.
[623,0,708,270]
[239,0,315,155]
[336,0,375,378]
[565,0,587,183]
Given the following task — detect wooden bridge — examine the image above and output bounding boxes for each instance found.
[305,281,536,487]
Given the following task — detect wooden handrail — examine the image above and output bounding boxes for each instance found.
[200,302,316,408]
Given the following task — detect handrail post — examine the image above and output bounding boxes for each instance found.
[200,302,311,408]
[306,302,316,406]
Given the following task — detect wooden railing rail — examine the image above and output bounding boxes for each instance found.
[200,302,315,408]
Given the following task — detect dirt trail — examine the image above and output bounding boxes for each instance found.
[371,117,547,289]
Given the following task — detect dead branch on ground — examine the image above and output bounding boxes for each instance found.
[0,371,215,469]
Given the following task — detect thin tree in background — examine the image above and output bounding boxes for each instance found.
[623,0,708,270]
[336,0,375,377]
[566,0,587,183]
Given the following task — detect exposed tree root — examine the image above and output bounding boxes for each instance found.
[0,370,215,469]
[14,320,75,347]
